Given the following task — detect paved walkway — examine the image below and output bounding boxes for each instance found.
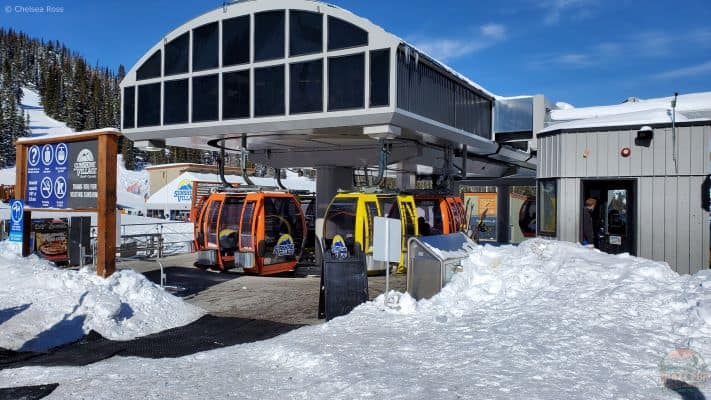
[122,253,407,327]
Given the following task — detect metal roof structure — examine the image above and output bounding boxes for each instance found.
[120,0,535,175]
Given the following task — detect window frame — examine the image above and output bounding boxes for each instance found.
[537,179,558,237]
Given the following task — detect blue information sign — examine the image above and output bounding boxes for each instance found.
[9,200,24,242]
[25,140,97,209]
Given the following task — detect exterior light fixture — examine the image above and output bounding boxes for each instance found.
[620,147,631,157]
[637,126,653,141]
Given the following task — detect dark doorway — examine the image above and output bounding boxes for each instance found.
[582,179,636,255]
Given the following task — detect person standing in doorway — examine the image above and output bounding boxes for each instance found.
[582,198,597,247]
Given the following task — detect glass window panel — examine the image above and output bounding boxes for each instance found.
[328,53,364,111]
[136,50,161,80]
[164,33,189,76]
[192,74,218,122]
[240,201,255,249]
[223,70,250,119]
[290,10,322,56]
[206,200,222,246]
[328,16,367,51]
[370,49,390,107]
[538,180,557,236]
[137,83,161,127]
[254,65,285,117]
[263,197,304,264]
[223,15,250,66]
[290,59,322,114]
[122,86,135,129]
[193,22,219,71]
[163,79,188,125]
[254,11,285,62]
[324,197,357,255]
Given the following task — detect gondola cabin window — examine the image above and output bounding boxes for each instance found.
[324,198,358,254]
[206,200,222,247]
[263,196,304,265]
[364,201,379,252]
[218,197,244,251]
[415,199,444,235]
[538,179,557,237]
[240,201,255,250]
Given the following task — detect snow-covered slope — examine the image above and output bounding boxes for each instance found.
[2,239,709,398]
[0,242,203,352]
[21,87,73,138]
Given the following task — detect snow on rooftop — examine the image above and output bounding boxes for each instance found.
[550,91,711,122]
[1,239,709,398]
[0,242,203,352]
[542,91,711,133]
[540,108,691,133]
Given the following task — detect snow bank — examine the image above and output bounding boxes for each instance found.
[0,243,203,352]
[1,239,709,399]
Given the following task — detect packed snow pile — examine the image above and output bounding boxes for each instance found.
[2,239,709,398]
[0,243,203,352]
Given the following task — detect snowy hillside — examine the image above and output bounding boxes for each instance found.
[1,239,709,398]
[21,87,73,138]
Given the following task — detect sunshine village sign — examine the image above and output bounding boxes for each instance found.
[15,128,120,277]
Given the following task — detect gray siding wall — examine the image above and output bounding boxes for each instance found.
[538,125,711,274]
[539,125,709,178]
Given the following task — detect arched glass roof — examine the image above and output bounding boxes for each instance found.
[120,0,533,170]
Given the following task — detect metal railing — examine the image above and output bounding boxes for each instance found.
[90,221,194,259]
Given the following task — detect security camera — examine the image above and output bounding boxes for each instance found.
[637,125,653,141]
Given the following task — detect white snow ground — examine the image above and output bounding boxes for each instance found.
[1,239,709,399]
[0,242,203,353]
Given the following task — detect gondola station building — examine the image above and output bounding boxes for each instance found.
[536,92,711,274]
[118,0,711,274]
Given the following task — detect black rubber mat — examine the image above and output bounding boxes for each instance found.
[0,315,302,370]
[0,383,59,400]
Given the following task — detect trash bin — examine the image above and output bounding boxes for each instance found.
[406,233,475,300]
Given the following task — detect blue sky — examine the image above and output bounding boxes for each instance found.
[2,0,710,106]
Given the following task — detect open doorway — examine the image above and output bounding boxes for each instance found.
[582,180,636,255]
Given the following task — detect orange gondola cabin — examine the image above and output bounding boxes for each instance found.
[192,191,306,275]
[413,193,466,236]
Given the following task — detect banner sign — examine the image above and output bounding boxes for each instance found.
[25,140,98,209]
[9,199,24,242]
[32,218,69,263]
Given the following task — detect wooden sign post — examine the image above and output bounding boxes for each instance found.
[15,129,120,277]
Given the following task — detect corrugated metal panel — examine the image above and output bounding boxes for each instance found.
[689,176,703,274]
[678,127,692,175]
[628,130,642,176]
[607,131,620,176]
[640,130,654,175]
[653,128,667,176]
[638,177,654,260]
[552,135,560,177]
[676,176,690,274]
[595,132,607,177]
[396,50,491,138]
[586,132,596,177]
[652,176,666,262]
[666,128,677,175]
[575,134,587,177]
[664,177,677,268]
[557,178,579,242]
[691,125,705,175]
[619,130,631,176]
